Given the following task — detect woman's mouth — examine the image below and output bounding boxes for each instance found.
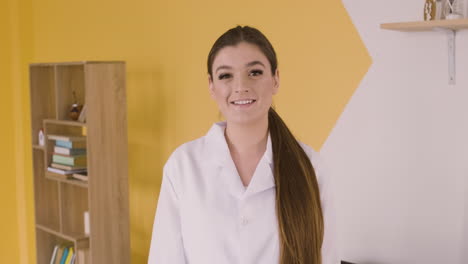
[231,99,256,106]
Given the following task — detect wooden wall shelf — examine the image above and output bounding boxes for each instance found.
[381,18,468,31]
[380,18,468,84]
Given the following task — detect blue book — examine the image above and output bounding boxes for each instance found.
[60,247,69,264]
[56,140,86,149]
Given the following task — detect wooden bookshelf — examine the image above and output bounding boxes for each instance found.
[380,18,468,31]
[29,61,130,264]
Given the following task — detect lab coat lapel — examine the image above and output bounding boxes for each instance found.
[203,122,246,199]
[221,157,247,199]
[244,133,275,197]
[203,122,276,199]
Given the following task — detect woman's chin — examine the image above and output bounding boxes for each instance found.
[225,112,267,126]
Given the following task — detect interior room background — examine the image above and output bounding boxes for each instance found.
[2,0,467,263]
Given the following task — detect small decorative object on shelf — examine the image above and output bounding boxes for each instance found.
[84,211,90,236]
[38,129,45,146]
[69,90,83,121]
[451,0,468,17]
[69,103,83,121]
[445,0,464,19]
[424,0,437,21]
[435,0,444,19]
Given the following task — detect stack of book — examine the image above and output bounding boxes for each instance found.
[47,134,88,181]
[49,245,89,264]
[49,244,76,264]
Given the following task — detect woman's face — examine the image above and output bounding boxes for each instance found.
[209,42,279,126]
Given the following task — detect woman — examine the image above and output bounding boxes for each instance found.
[148,25,338,264]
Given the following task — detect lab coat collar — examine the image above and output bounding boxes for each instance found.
[203,121,273,165]
[203,121,275,198]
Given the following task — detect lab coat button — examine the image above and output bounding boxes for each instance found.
[241,217,249,226]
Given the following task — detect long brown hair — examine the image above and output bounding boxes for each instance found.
[207,25,324,264]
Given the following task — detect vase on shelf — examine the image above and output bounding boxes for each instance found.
[69,103,83,121]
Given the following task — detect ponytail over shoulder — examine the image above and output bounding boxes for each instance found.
[268,107,324,264]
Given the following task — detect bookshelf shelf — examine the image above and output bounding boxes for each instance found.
[45,172,89,188]
[29,61,130,264]
[36,224,89,249]
[44,118,87,127]
[33,144,46,151]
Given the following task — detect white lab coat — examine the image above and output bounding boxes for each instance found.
[148,121,338,264]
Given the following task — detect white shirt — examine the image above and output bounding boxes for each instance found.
[148,121,338,264]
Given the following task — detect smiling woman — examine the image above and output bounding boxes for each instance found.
[148,25,338,264]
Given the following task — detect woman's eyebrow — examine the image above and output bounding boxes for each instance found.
[246,60,265,68]
[215,61,265,74]
[215,65,232,73]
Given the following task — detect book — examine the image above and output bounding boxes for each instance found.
[54,246,64,264]
[53,154,87,167]
[72,172,88,182]
[48,134,86,142]
[78,103,87,123]
[56,140,87,149]
[51,163,87,171]
[65,247,74,264]
[60,247,69,264]
[49,245,59,264]
[54,146,86,156]
[48,167,87,175]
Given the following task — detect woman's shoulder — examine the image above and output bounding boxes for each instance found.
[297,141,320,164]
[165,136,207,166]
[165,122,227,168]
[297,141,328,183]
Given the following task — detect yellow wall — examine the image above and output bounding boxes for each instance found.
[1,1,21,262]
[2,0,35,263]
[3,0,370,262]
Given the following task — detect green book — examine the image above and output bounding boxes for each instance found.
[54,146,87,156]
[53,154,87,167]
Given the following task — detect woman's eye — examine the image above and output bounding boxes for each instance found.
[250,70,263,76]
[218,73,231,80]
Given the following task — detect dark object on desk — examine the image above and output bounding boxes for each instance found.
[342,261,357,264]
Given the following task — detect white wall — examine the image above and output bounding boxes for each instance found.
[320,1,468,263]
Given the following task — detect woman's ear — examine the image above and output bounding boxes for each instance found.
[272,69,280,95]
[208,75,215,98]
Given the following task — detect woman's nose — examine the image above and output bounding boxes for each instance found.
[234,76,249,93]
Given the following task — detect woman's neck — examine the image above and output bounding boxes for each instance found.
[224,116,268,156]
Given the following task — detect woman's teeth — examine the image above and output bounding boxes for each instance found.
[232,100,254,105]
